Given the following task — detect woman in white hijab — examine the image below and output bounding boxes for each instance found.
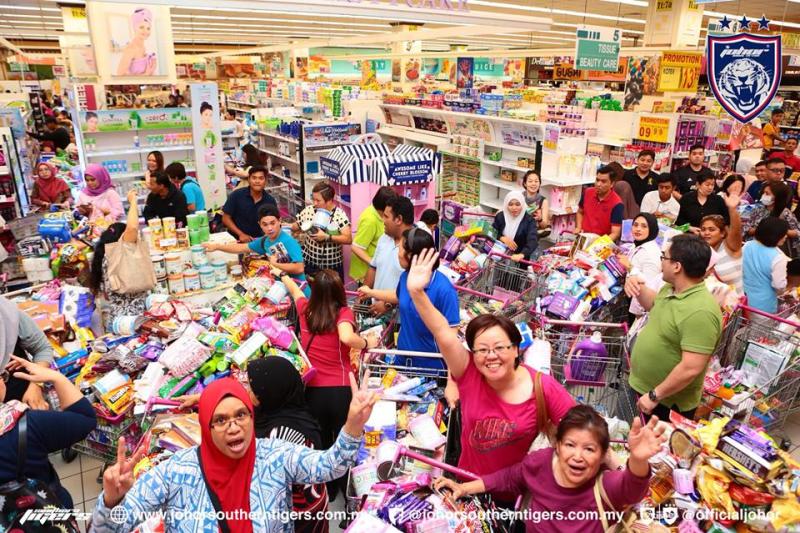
[492,190,539,261]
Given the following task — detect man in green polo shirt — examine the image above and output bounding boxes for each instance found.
[625,233,721,421]
[349,186,396,283]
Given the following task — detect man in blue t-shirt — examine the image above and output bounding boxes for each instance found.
[204,204,309,296]
[360,226,459,368]
[166,162,206,212]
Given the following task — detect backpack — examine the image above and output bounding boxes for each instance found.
[0,412,81,533]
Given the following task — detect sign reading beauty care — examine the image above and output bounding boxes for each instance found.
[334,0,468,10]
[574,26,621,71]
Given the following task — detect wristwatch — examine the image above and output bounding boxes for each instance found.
[648,390,659,403]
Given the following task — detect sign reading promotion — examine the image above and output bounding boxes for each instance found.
[574,26,621,72]
[658,51,703,92]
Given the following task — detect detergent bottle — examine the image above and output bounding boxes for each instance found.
[569,331,608,382]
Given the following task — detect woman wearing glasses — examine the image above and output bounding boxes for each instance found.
[403,248,575,507]
[91,375,378,533]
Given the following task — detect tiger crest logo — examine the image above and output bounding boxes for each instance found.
[707,33,782,123]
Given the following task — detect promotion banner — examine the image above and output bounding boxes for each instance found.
[658,51,703,92]
[387,160,433,183]
[635,115,671,144]
[190,82,226,209]
[303,123,359,148]
[80,108,191,132]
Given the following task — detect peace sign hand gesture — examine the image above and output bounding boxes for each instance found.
[102,437,146,509]
[343,370,380,438]
[628,415,667,463]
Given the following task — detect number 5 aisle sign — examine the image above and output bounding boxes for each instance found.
[636,115,671,143]
[574,26,621,72]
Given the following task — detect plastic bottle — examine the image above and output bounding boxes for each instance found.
[569,331,608,382]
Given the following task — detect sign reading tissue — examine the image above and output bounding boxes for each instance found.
[388,161,433,184]
[574,26,621,72]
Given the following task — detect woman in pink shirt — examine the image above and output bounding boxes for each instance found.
[435,405,664,533]
[406,249,576,503]
[76,164,124,224]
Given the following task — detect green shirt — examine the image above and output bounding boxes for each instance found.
[629,282,722,411]
[349,205,384,281]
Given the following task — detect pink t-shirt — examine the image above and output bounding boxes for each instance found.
[454,360,575,499]
[483,448,650,533]
[296,297,356,388]
[77,189,124,223]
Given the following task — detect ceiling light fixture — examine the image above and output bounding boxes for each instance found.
[468,0,646,24]
[598,0,648,6]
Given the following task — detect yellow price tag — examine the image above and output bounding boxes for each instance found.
[637,116,670,144]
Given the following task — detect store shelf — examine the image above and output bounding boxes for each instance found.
[257,130,300,144]
[550,206,578,216]
[481,159,532,173]
[482,175,520,192]
[110,168,196,180]
[440,150,481,162]
[268,171,300,188]
[83,126,191,134]
[484,142,538,155]
[380,104,548,129]
[479,197,504,210]
[86,145,192,157]
[228,100,258,107]
[377,125,449,145]
[542,176,595,187]
[260,148,299,165]
[587,137,628,147]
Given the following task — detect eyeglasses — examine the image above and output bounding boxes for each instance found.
[472,344,516,357]
[209,410,251,431]
[660,253,676,263]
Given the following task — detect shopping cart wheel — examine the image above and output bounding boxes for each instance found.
[61,446,78,463]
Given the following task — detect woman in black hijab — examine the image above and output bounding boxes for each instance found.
[246,357,329,533]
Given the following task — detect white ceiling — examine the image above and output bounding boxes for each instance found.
[0,0,798,54]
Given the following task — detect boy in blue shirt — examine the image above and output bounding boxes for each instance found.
[204,204,309,296]
[166,162,206,212]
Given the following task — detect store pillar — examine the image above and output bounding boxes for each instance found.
[643,0,704,48]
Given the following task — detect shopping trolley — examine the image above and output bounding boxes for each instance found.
[703,304,800,439]
[534,316,638,425]
[345,290,398,349]
[73,402,142,480]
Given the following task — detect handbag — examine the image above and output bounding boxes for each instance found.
[593,472,636,532]
[105,238,156,294]
[528,371,556,452]
[0,412,81,533]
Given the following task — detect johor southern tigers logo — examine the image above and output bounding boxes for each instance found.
[707,33,782,123]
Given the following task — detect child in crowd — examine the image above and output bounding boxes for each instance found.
[416,208,440,248]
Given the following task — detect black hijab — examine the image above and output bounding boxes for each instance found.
[246,357,322,448]
[633,212,659,247]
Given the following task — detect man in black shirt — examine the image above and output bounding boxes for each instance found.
[673,144,714,199]
[143,171,189,226]
[623,149,659,207]
[27,116,70,151]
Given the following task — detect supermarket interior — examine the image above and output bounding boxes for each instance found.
[1,0,800,532]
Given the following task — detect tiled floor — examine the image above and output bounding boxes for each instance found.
[53,412,800,531]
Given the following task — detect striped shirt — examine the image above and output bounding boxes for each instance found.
[712,242,743,294]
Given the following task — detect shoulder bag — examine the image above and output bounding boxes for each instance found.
[105,238,157,294]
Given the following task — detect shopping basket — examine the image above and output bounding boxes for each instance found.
[535,316,638,425]
[73,403,141,466]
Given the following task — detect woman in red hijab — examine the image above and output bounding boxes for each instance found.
[90,373,377,533]
[31,161,72,210]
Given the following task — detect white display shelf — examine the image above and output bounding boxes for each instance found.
[86,145,193,158]
[257,130,300,144]
[482,159,532,173]
[587,136,628,147]
[268,170,300,187]
[481,175,519,192]
[542,176,595,187]
[381,104,548,129]
[228,100,258,107]
[377,125,449,145]
[550,206,578,216]
[479,197,503,210]
[440,150,481,163]
[484,142,538,155]
[260,148,299,165]
[110,168,196,180]
[83,125,191,134]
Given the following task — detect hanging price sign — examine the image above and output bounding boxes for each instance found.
[636,115,670,143]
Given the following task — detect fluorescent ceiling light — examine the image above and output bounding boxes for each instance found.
[468,0,646,24]
[172,24,383,33]
[171,14,390,29]
[172,20,384,31]
[599,0,648,6]
[172,7,460,26]
[0,5,59,11]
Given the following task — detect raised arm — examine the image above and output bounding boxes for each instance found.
[204,241,250,255]
[406,249,469,378]
[122,190,140,243]
[724,192,743,253]
[270,268,304,302]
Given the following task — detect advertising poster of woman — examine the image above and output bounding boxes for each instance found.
[110,6,163,77]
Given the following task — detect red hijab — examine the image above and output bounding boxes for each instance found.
[198,378,257,533]
[34,161,69,203]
